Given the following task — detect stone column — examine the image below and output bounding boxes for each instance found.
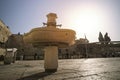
[44,46,58,72]
[46,13,57,27]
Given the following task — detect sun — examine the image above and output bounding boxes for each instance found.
[62,9,103,40]
[73,10,101,33]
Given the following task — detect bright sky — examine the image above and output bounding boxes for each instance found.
[0,0,120,42]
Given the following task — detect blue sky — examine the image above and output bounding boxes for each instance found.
[0,0,120,42]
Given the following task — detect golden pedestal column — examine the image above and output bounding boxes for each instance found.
[44,46,58,72]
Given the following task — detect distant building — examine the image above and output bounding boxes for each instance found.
[5,32,120,59]
[6,33,44,60]
[76,38,89,44]
[58,38,89,59]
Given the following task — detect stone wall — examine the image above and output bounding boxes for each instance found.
[6,34,44,60]
[0,48,6,56]
[0,20,12,56]
[0,20,11,42]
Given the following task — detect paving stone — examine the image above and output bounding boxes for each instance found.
[0,58,120,80]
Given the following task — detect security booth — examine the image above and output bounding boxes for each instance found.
[4,48,17,64]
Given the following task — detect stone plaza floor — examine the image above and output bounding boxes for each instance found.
[0,58,120,80]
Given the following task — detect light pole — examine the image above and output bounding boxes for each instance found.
[85,34,88,58]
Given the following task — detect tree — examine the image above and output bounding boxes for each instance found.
[98,32,104,44]
[104,32,111,44]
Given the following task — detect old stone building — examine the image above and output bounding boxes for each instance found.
[4,32,120,60]
[59,38,120,58]
[58,38,89,59]
[6,33,44,60]
[76,41,120,58]
[0,20,11,60]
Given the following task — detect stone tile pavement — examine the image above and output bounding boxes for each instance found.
[0,58,120,80]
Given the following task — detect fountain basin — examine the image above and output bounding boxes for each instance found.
[24,27,76,48]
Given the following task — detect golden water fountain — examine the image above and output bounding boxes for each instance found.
[23,13,76,72]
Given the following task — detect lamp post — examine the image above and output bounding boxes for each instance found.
[85,34,88,58]
[85,42,88,58]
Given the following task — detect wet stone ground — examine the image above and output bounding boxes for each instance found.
[0,58,120,80]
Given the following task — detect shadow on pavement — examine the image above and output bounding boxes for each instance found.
[17,71,54,80]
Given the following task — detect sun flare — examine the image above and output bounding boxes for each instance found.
[63,9,104,40]
[73,11,102,33]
